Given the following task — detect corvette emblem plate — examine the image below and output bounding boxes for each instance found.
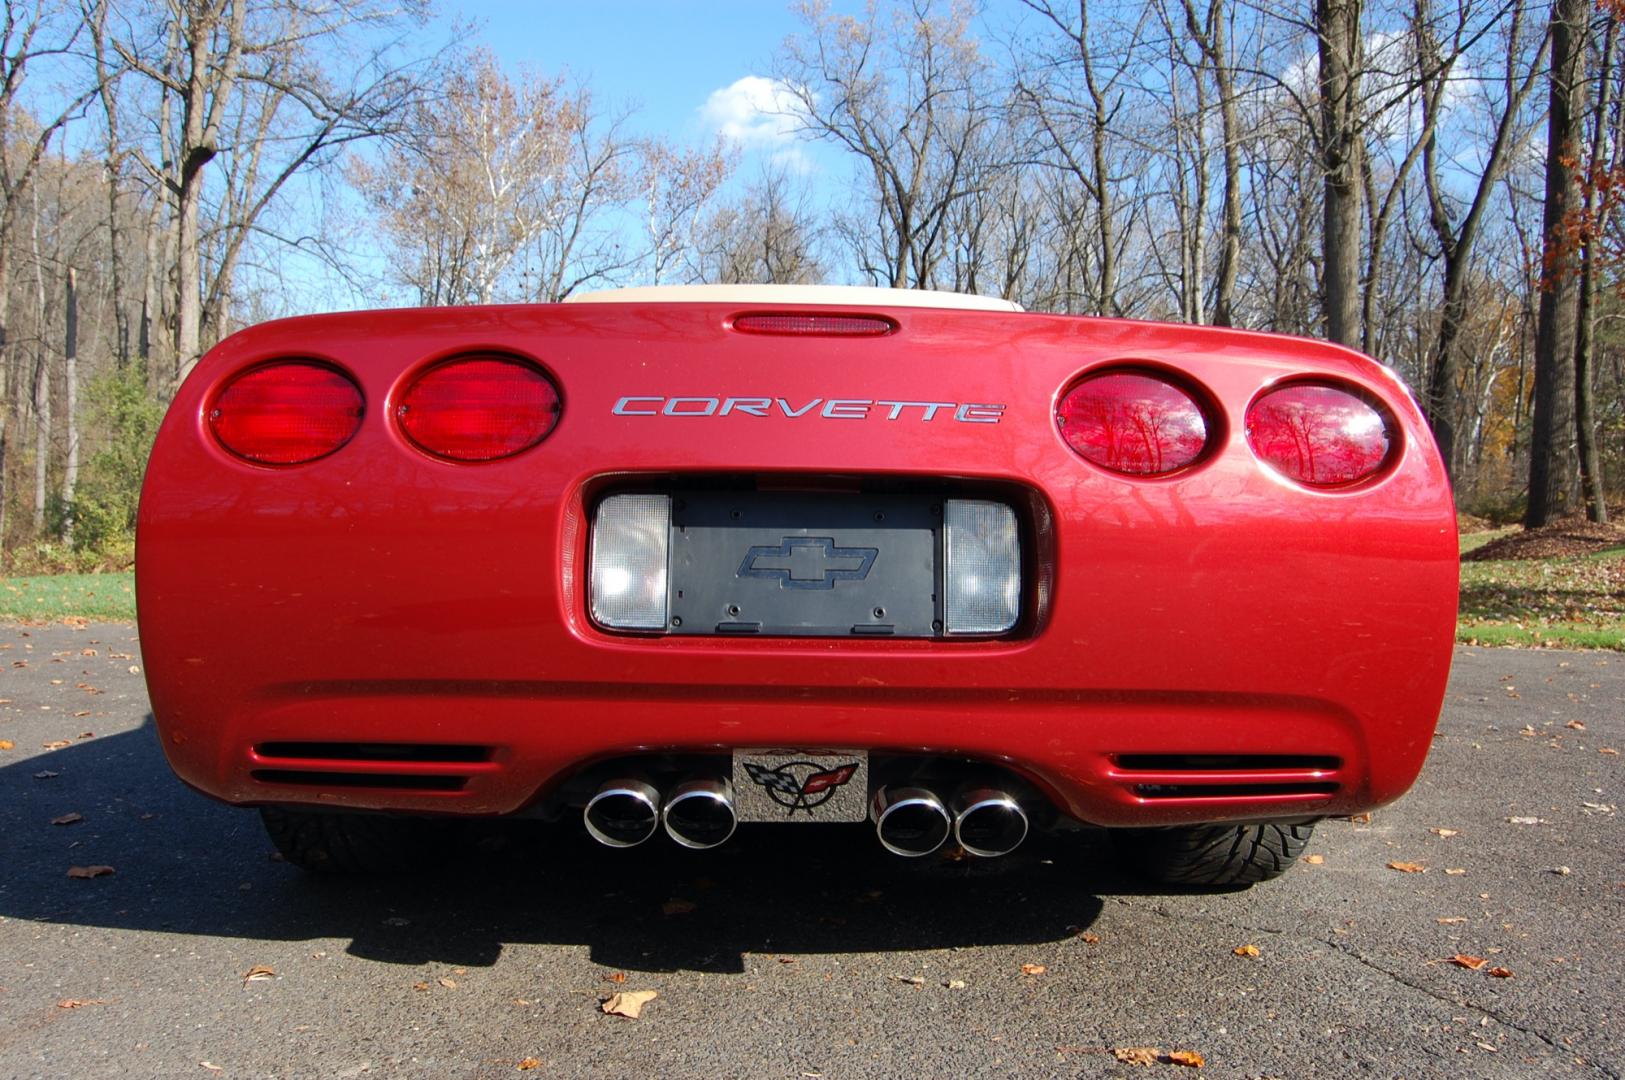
[732,749,869,822]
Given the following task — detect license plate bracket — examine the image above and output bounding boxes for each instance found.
[733,749,870,822]
[669,493,940,637]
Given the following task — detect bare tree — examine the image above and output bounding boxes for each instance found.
[111,0,436,382]
[1318,0,1365,347]
[689,164,827,285]
[1,0,94,545]
[1526,0,1588,527]
[1418,0,1548,477]
[777,0,1003,289]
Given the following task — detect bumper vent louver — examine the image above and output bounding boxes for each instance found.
[1111,754,1344,801]
[249,742,497,794]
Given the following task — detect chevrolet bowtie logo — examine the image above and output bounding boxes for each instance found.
[738,537,879,590]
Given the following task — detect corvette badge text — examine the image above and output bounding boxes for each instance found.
[612,396,1006,423]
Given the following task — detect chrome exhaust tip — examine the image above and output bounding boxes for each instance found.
[951,788,1029,858]
[662,777,737,849]
[584,778,661,848]
[871,786,951,857]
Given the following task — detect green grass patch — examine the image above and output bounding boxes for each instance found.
[1458,544,1625,651]
[0,573,136,622]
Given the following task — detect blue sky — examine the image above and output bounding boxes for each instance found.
[442,1,822,147]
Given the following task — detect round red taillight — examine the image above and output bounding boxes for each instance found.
[1056,370,1211,476]
[397,355,561,462]
[1245,382,1395,487]
[209,361,364,465]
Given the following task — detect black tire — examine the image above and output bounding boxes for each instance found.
[260,807,448,874]
[1111,821,1315,886]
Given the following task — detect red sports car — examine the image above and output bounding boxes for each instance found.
[136,285,1458,883]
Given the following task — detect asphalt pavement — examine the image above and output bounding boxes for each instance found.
[0,622,1619,1079]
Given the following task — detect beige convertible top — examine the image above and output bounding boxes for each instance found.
[565,284,1024,312]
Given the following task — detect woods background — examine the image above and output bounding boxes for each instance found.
[1,0,1621,571]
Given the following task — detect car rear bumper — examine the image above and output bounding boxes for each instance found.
[137,302,1458,829]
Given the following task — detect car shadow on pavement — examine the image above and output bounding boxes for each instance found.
[0,718,1235,974]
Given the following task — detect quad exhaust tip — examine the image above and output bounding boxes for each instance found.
[871,786,952,857]
[662,777,737,849]
[951,788,1029,858]
[584,778,662,848]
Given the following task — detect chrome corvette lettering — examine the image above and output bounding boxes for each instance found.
[876,400,954,421]
[821,399,871,419]
[614,396,1004,423]
[612,396,662,415]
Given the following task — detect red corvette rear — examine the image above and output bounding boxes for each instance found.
[136,286,1458,882]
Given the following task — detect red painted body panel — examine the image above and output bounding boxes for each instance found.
[136,302,1458,828]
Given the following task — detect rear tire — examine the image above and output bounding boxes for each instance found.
[1112,821,1315,886]
[260,807,447,874]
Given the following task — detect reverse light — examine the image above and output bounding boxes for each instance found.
[209,360,363,465]
[1056,370,1210,475]
[397,355,561,462]
[1246,382,1395,487]
[943,500,1020,635]
[590,494,671,631]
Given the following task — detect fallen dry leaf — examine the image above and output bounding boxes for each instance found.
[1451,955,1489,970]
[438,977,457,989]
[1519,723,1537,735]
[412,981,429,992]
[889,974,925,987]
[1601,747,1619,755]
[1388,861,1427,873]
[66,865,114,879]
[944,979,967,989]
[56,998,108,1009]
[200,1065,223,1073]
[517,1058,541,1071]
[1487,967,1514,978]
[242,965,275,982]
[601,989,657,1019]
[1566,720,1586,730]
[1079,932,1101,944]
[1166,1050,1206,1068]
[51,812,83,826]
[1437,916,1468,924]
[1507,816,1547,825]
[1233,944,1261,958]
[1347,812,1373,824]
[1445,868,1467,876]
[1112,1047,1160,1065]
[1020,963,1047,975]
[1304,854,1325,865]
[0,739,13,751]
[1430,828,1459,837]
[42,740,70,750]
[606,971,627,983]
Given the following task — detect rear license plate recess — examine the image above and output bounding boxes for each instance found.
[669,492,940,637]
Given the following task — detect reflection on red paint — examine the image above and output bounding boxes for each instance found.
[1246,383,1394,486]
[1056,371,1210,475]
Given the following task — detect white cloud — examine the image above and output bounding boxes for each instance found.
[700,76,807,149]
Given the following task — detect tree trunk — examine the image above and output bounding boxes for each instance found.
[1575,15,1613,524]
[62,268,79,545]
[1318,0,1365,348]
[1527,0,1588,528]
